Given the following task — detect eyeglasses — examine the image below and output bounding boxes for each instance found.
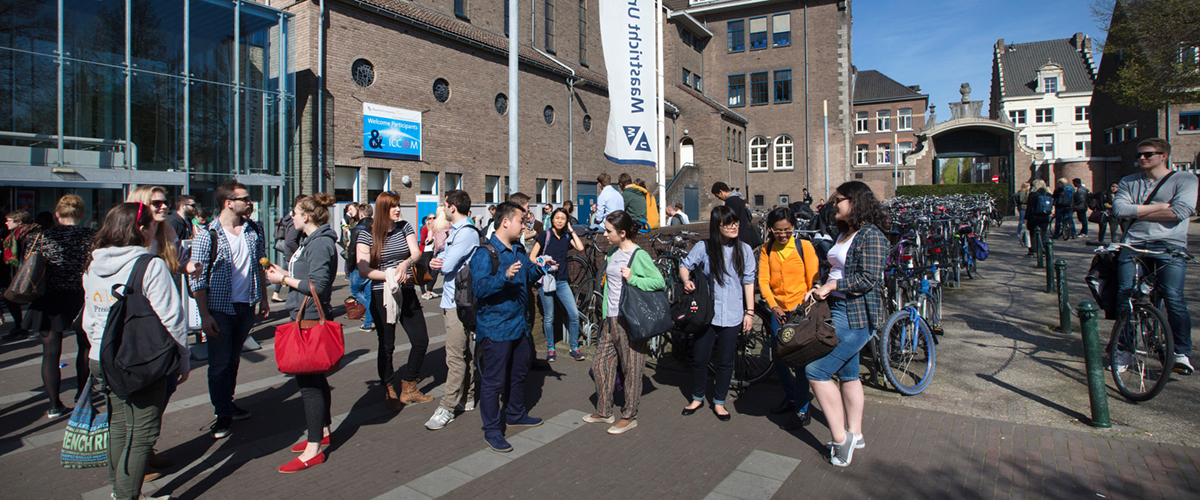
[770,229,793,235]
[1137,151,1164,159]
[150,200,171,209]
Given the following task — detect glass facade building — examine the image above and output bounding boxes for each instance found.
[0,0,294,227]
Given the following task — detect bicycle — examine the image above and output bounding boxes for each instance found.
[870,264,938,395]
[1106,243,1192,402]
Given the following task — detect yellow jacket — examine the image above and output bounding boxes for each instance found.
[629,184,659,229]
[757,237,819,311]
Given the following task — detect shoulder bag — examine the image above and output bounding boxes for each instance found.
[60,376,109,469]
[775,297,839,370]
[275,282,345,374]
[618,248,675,342]
[3,233,46,304]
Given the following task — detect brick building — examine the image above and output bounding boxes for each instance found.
[851,70,928,197]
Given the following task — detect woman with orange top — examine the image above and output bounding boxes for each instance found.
[757,207,819,428]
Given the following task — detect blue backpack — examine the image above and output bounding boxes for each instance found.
[1032,192,1053,217]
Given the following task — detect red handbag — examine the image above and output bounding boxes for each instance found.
[275,282,345,375]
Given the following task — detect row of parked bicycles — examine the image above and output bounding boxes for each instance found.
[558,194,997,396]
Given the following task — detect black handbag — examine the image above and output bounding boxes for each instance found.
[775,298,839,370]
[3,233,46,304]
[618,248,674,342]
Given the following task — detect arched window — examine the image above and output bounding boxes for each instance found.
[749,136,768,171]
[773,135,794,171]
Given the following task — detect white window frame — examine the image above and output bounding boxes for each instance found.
[897,108,913,131]
[1075,106,1090,122]
[855,111,869,133]
[367,168,391,201]
[855,144,869,166]
[1075,133,1091,156]
[748,136,769,172]
[419,171,439,195]
[445,172,463,190]
[1009,109,1026,125]
[1043,76,1058,93]
[1035,108,1054,123]
[1035,134,1054,156]
[876,142,892,165]
[772,135,794,171]
[898,141,913,158]
[876,109,891,132]
[485,175,502,204]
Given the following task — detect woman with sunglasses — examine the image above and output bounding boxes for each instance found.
[418,211,449,300]
[127,186,182,274]
[356,191,433,409]
[679,206,756,421]
[804,181,889,467]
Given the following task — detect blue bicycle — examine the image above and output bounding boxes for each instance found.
[876,271,938,395]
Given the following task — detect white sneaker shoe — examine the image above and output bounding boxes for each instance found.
[1114,350,1133,374]
[425,407,455,430]
[1175,354,1194,375]
[456,399,476,412]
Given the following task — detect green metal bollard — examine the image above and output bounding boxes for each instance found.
[1035,229,1045,268]
[1044,239,1055,293]
[1078,301,1111,428]
[1055,260,1071,333]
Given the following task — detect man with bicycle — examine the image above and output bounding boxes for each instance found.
[1112,138,1197,375]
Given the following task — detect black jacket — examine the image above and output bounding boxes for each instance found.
[286,223,339,321]
[724,191,762,248]
[346,217,373,275]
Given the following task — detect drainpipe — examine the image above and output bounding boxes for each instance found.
[317,0,326,194]
[509,0,519,194]
[823,100,830,198]
[656,0,666,225]
[804,1,810,187]
[533,47,578,204]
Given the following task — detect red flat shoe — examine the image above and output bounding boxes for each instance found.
[290,436,331,453]
[278,452,325,473]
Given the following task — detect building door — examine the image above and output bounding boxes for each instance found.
[681,138,695,166]
[576,181,597,226]
[684,187,699,222]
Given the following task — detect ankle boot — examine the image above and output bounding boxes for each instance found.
[384,382,402,411]
[399,379,433,404]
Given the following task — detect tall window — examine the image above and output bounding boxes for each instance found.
[1043,77,1058,93]
[454,0,467,19]
[683,68,691,87]
[420,171,439,195]
[1075,133,1091,156]
[504,0,509,36]
[1035,134,1054,155]
[727,20,744,52]
[536,178,549,203]
[1036,108,1053,123]
[368,168,390,201]
[693,74,702,91]
[774,70,792,103]
[446,173,463,190]
[899,141,913,156]
[485,175,501,203]
[898,108,912,130]
[736,130,743,162]
[772,13,791,47]
[728,74,746,107]
[750,72,769,105]
[545,0,555,52]
[855,144,869,165]
[1075,106,1090,122]
[856,111,868,133]
[877,109,891,131]
[876,143,892,164]
[726,128,732,160]
[749,136,768,171]
[579,0,587,65]
[1182,112,1200,131]
[773,135,794,170]
[749,17,768,49]
[1009,109,1026,124]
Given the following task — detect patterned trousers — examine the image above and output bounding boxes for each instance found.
[592,317,647,420]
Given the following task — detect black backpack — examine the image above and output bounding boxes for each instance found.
[100,255,182,400]
[670,269,714,334]
[453,226,499,331]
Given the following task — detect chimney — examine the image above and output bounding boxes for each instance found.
[908,85,922,93]
[995,38,1005,52]
[1071,32,1085,50]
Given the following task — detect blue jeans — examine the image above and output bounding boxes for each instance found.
[806,301,873,382]
[1054,208,1075,238]
[1016,210,1026,235]
[768,313,810,413]
[207,303,254,418]
[539,279,580,351]
[479,335,532,436]
[348,269,373,328]
[691,324,738,405]
[1116,243,1192,356]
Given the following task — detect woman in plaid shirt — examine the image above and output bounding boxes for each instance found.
[805,181,888,467]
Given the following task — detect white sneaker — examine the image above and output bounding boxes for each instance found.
[1175,354,1194,375]
[456,400,476,412]
[827,434,866,450]
[1114,350,1133,374]
[425,407,455,430]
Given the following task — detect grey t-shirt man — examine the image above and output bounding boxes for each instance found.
[1112,172,1198,248]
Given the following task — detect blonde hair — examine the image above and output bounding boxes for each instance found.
[126,185,180,273]
[1057,178,1068,187]
[55,194,85,220]
[428,206,450,232]
[295,193,337,226]
[1032,179,1047,191]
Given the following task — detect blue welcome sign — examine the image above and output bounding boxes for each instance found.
[362,102,422,161]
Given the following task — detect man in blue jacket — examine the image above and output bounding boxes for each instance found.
[471,201,557,452]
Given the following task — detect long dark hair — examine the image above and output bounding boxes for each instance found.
[370,191,402,268]
[834,181,889,233]
[549,207,571,236]
[87,202,154,272]
[706,205,744,287]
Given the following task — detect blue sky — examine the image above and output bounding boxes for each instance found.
[852,0,1108,118]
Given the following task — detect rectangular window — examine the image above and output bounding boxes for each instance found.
[682,29,693,47]
[1075,106,1090,122]
[1044,77,1058,93]
[446,173,463,191]
[419,171,439,195]
[504,0,509,36]
[749,16,768,50]
[454,0,468,19]
[1105,129,1114,145]
[877,143,892,165]
[1035,134,1054,155]
[536,178,549,204]
[1009,109,1026,124]
[898,108,913,130]
[1035,108,1053,123]
[855,144,869,165]
[551,179,563,203]
[877,109,891,131]
[579,0,587,65]
[726,128,732,160]
[754,195,765,206]
[545,0,555,52]
[773,70,792,103]
[485,175,501,204]
[1075,133,1091,156]
[728,74,745,107]
[1181,112,1200,131]
[750,72,769,105]
[899,141,914,156]
[727,20,744,52]
[856,111,869,133]
[693,74,702,92]
[772,13,791,47]
[335,167,359,203]
[367,168,390,202]
[683,68,691,87]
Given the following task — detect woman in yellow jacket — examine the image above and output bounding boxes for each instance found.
[758,207,819,428]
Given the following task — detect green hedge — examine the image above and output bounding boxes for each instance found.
[895,183,1011,214]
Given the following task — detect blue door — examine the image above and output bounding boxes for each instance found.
[577,181,597,226]
[684,187,699,222]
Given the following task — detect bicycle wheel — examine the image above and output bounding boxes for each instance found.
[880,308,936,395]
[567,255,594,289]
[716,312,774,387]
[1109,304,1174,402]
[654,255,680,303]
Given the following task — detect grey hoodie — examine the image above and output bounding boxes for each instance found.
[285,223,340,320]
[82,246,190,373]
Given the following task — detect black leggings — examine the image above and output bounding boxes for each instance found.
[42,331,90,408]
[370,287,429,384]
[1,297,21,327]
[296,374,332,443]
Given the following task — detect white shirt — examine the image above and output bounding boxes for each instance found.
[594,185,625,224]
[826,232,856,299]
[224,226,252,303]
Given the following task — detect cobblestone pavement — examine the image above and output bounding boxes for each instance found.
[1,223,1198,499]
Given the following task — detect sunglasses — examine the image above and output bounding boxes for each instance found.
[1137,151,1164,158]
[834,196,850,204]
[150,200,171,209]
[229,196,253,203]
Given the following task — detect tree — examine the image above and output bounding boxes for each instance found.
[1092,0,1200,110]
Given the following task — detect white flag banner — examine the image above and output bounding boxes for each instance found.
[600,0,657,166]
